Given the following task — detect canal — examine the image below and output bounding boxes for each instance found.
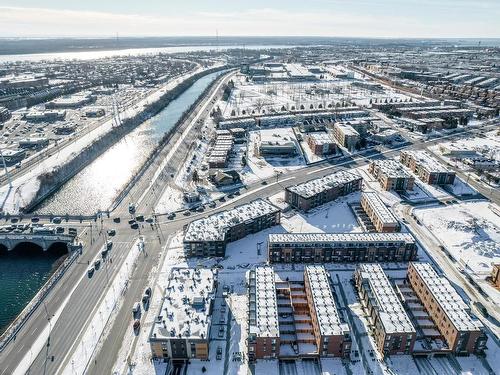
[34,70,223,215]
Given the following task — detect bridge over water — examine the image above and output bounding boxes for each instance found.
[0,233,77,251]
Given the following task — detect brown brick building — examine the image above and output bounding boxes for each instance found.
[355,264,416,357]
[285,170,362,212]
[368,159,415,191]
[400,150,456,185]
[268,232,417,264]
[407,263,487,355]
[247,266,351,361]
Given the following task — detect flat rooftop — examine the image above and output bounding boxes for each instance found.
[411,263,483,332]
[335,123,360,137]
[358,264,415,334]
[286,170,361,199]
[184,199,279,242]
[305,265,348,337]
[402,150,453,174]
[250,267,280,338]
[370,159,413,179]
[269,232,415,246]
[362,191,399,225]
[151,268,216,341]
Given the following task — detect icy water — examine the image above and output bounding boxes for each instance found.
[0,243,67,334]
[35,70,223,215]
[0,44,291,63]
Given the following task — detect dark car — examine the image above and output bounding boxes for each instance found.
[113,217,121,223]
[131,223,139,229]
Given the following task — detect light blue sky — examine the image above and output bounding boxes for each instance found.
[0,0,498,38]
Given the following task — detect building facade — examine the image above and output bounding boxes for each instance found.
[183,199,280,257]
[400,150,456,185]
[333,122,360,151]
[407,263,487,355]
[491,264,500,288]
[285,170,362,212]
[355,264,416,357]
[268,232,417,263]
[306,132,338,156]
[248,266,350,361]
[149,268,217,360]
[360,192,400,232]
[368,159,415,191]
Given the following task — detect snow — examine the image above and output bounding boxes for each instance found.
[241,127,306,184]
[321,358,348,375]
[0,66,207,214]
[154,185,185,214]
[414,201,500,276]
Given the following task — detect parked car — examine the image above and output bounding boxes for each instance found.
[52,217,62,224]
[132,302,141,314]
[107,229,116,236]
[87,267,94,277]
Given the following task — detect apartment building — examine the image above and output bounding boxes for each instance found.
[333,122,360,151]
[306,132,338,156]
[268,232,417,263]
[360,192,400,232]
[368,159,415,191]
[183,199,280,257]
[285,170,362,212]
[247,266,350,361]
[355,264,416,357]
[400,150,456,185]
[149,268,217,360]
[407,263,487,355]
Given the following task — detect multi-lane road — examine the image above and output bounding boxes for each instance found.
[0,76,497,375]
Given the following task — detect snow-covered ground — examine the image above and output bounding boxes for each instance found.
[220,68,412,119]
[240,127,306,184]
[0,66,208,214]
[414,201,500,276]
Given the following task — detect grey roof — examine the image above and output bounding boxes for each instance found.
[269,232,415,246]
[286,170,361,199]
[357,264,415,334]
[411,263,483,332]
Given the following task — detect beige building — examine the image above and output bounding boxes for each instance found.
[360,192,400,232]
[333,122,360,151]
[149,268,217,360]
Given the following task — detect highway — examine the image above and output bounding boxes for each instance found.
[0,76,497,375]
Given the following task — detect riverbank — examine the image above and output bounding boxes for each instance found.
[26,66,226,214]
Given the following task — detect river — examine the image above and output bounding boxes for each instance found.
[34,70,224,215]
[0,243,67,334]
[0,44,292,63]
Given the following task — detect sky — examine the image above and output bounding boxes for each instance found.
[0,0,498,39]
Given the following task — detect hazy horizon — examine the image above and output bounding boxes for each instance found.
[0,1,498,39]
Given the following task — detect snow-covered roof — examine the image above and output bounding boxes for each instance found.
[410,263,483,332]
[307,132,335,145]
[250,267,280,338]
[151,268,216,341]
[305,265,348,337]
[286,170,361,199]
[184,199,279,242]
[370,159,413,179]
[335,123,360,137]
[401,150,452,174]
[361,191,399,226]
[269,232,414,246]
[357,264,415,334]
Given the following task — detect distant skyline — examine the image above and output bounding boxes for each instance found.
[0,0,499,38]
